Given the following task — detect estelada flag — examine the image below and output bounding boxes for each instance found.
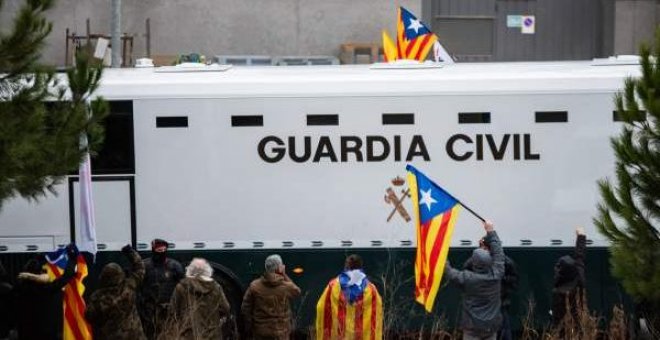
[406,164,461,312]
[396,7,438,61]
[45,248,92,340]
[316,270,383,340]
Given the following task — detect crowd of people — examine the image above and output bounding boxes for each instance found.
[0,221,587,340]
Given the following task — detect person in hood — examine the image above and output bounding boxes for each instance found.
[464,237,519,340]
[169,258,230,339]
[14,244,78,340]
[444,220,505,340]
[86,244,146,340]
[138,238,184,339]
[315,254,383,340]
[241,254,301,340]
[551,227,586,329]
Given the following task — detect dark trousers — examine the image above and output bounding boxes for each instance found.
[498,308,512,340]
[142,303,169,340]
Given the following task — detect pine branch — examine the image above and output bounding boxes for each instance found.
[595,27,660,309]
[0,0,108,209]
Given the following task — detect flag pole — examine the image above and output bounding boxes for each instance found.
[433,183,485,222]
[456,201,485,223]
[406,164,486,222]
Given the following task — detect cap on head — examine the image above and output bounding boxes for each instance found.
[151,238,168,252]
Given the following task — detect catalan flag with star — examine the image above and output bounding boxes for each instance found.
[45,247,92,340]
[382,7,453,63]
[396,7,437,61]
[315,269,383,340]
[406,164,461,312]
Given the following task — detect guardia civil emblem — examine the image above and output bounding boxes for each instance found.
[384,176,411,222]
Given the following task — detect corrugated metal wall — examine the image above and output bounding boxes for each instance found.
[424,0,615,61]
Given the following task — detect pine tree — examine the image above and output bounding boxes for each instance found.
[0,0,107,209]
[594,30,660,330]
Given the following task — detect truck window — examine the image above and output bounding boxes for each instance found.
[91,100,135,174]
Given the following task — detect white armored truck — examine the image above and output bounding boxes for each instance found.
[0,58,640,328]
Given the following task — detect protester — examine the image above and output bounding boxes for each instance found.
[444,220,505,340]
[168,258,230,339]
[464,237,519,340]
[315,254,383,340]
[86,244,146,340]
[14,244,78,340]
[241,254,301,340]
[139,238,184,339]
[0,262,13,340]
[551,227,587,328]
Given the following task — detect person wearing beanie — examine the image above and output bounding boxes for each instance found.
[443,220,505,340]
[86,244,146,340]
[138,238,184,339]
[551,227,586,329]
[169,258,230,339]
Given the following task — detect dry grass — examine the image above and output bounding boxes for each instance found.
[607,305,627,340]
[155,290,230,340]
[520,298,540,340]
[383,296,635,340]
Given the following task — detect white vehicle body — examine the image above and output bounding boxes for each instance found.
[0,60,640,253]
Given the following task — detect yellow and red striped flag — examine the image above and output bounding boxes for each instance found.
[382,30,398,62]
[406,165,461,312]
[396,7,438,61]
[45,249,92,340]
[315,274,383,340]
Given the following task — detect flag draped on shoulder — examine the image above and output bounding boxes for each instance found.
[316,270,383,340]
[45,247,92,340]
[406,165,460,312]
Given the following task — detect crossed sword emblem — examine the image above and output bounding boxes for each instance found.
[384,187,411,222]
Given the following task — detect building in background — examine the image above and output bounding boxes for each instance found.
[0,0,658,65]
[423,0,660,62]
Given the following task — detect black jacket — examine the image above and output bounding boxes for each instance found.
[14,258,76,340]
[138,256,184,338]
[551,234,586,325]
[140,257,184,306]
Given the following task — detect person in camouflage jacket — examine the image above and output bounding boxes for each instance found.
[86,244,146,340]
[168,258,230,340]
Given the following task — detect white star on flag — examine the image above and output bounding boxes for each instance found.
[419,188,437,211]
[407,18,424,34]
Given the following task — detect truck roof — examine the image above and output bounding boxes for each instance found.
[95,60,641,100]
